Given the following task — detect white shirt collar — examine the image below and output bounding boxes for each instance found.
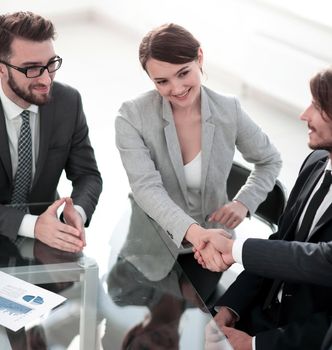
[0,80,39,120]
[326,159,332,172]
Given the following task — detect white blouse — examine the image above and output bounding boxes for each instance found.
[184,151,202,218]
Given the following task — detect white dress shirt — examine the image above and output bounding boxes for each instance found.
[184,151,202,218]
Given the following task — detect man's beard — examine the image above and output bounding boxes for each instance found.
[310,143,332,153]
[8,70,52,106]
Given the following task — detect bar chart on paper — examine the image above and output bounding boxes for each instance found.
[0,271,66,331]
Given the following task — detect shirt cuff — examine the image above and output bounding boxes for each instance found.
[17,214,38,238]
[74,205,87,224]
[232,238,246,265]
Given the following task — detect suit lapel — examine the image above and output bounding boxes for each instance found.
[200,88,215,199]
[162,89,215,207]
[0,101,12,182]
[32,100,54,186]
[281,160,327,240]
[162,99,188,201]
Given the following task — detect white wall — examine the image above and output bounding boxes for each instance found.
[2,0,332,112]
[1,0,92,16]
[94,0,332,112]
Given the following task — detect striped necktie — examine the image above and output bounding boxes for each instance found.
[11,110,32,211]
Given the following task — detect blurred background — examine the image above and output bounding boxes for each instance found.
[1,0,332,274]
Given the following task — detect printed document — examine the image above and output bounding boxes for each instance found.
[0,271,66,331]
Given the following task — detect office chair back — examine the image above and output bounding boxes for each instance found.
[227,161,287,229]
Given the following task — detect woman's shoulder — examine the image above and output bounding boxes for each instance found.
[202,85,237,102]
[202,85,240,115]
[121,89,162,110]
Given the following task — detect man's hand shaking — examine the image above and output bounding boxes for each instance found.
[193,230,235,272]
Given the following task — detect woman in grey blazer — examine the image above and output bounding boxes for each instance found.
[115,23,282,300]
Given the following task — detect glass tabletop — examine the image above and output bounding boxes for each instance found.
[0,236,99,350]
[101,195,233,350]
[0,195,235,349]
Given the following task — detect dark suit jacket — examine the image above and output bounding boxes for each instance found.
[243,238,332,287]
[0,81,102,239]
[243,238,332,350]
[217,150,332,349]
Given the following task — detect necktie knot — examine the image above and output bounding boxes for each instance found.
[21,110,30,122]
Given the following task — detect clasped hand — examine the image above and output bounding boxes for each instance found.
[35,197,85,253]
[188,201,248,272]
[193,229,235,272]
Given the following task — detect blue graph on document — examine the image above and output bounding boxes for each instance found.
[22,295,44,305]
[0,296,32,316]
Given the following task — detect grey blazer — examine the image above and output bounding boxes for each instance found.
[115,86,281,278]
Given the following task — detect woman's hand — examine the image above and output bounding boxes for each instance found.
[208,201,248,229]
[185,224,230,272]
[193,229,234,271]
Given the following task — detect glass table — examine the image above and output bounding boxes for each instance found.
[100,195,233,350]
[0,235,99,350]
[0,193,254,349]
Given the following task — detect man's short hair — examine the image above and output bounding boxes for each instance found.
[0,11,55,60]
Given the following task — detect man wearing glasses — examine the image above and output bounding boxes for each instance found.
[0,11,102,253]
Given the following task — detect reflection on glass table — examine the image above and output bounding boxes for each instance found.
[101,195,233,349]
[0,235,99,350]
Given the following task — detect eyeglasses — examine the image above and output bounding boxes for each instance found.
[0,56,62,78]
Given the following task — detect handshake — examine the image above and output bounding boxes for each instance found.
[192,229,236,272]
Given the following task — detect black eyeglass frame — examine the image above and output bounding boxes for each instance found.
[0,56,63,78]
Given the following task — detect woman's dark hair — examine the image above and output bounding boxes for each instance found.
[310,68,332,120]
[139,23,200,72]
[0,11,55,60]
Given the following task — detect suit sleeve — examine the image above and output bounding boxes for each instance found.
[232,98,282,214]
[243,239,332,287]
[0,206,26,240]
[63,90,102,226]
